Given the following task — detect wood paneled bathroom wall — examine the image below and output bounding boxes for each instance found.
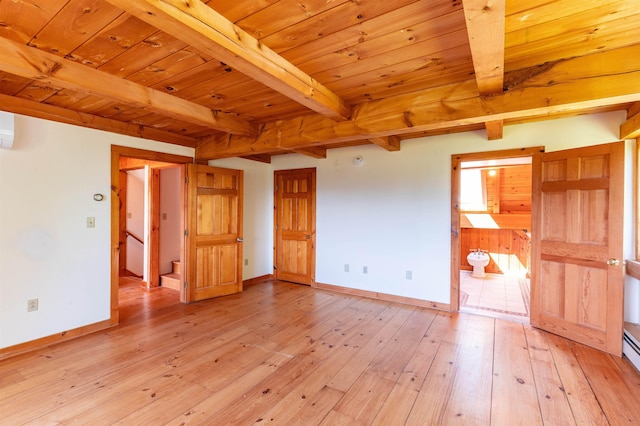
[460,164,531,275]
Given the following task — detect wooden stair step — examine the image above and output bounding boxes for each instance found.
[160,272,180,291]
[171,261,181,275]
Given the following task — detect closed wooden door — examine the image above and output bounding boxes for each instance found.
[185,164,243,302]
[530,142,624,355]
[274,168,316,285]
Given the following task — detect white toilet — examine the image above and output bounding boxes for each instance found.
[467,250,490,278]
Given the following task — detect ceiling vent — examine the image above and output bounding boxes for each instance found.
[0,111,15,149]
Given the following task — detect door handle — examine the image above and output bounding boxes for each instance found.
[606,258,620,266]
[237,237,244,242]
[305,235,311,240]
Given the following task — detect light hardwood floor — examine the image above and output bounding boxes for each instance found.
[2,279,640,425]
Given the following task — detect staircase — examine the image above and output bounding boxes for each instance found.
[160,261,181,291]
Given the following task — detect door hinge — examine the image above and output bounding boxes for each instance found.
[184,281,188,290]
[184,229,189,237]
[185,176,189,185]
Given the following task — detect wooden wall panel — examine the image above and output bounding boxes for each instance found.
[499,165,532,213]
[468,165,531,215]
[460,228,530,275]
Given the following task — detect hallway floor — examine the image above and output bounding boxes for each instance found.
[460,271,530,323]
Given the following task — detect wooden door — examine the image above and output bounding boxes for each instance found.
[185,164,243,302]
[531,142,624,355]
[274,168,316,285]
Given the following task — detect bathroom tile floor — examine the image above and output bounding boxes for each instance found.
[459,270,530,323]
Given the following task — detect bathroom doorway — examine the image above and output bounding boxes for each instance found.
[451,147,542,322]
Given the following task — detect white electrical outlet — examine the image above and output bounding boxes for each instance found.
[344,264,349,272]
[363,266,368,274]
[27,298,38,312]
[406,270,413,280]
[244,259,249,266]
[87,217,95,228]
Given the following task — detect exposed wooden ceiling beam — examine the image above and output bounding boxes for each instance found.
[290,146,327,159]
[485,120,504,140]
[104,0,351,122]
[241,154,272,164]
[369,136,401,152]
[463,0,505,94]
[621,102,640,139]
[0,36,255,137]
[629,102,640,117]
[196,44,640,159]
[0,93,197,147]
[463,0,505,140]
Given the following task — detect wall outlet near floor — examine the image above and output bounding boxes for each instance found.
[344,264,349,272]
[244,259,249,266]
[363,266,368,274]
[406,270,413,280]
[27,298,39,312]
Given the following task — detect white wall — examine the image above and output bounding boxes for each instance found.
[625,141,639,324]
[1,110,636,350]
[159,167,182,275]
[0,115,193,348]
[212,112,637,318]
[270,111,633,306]
[125,169,145,276]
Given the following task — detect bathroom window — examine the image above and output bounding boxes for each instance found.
[460,169,488,212]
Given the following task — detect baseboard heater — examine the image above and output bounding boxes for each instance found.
[623,329,640,371]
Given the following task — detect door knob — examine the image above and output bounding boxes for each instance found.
[305,235,311,240]
[237,237,244,242]
[606,258,620,266]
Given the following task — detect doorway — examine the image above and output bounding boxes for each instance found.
[110,146,193,325]
[119,165,182,287]
[451,147,542,322]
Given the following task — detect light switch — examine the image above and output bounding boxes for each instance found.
[87,217,95,228]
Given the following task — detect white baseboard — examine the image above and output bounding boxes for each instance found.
[623,329,640,372]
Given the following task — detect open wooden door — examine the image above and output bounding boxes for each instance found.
[185,164,243,302]
[274,168,316,285]
[531,142,624,355]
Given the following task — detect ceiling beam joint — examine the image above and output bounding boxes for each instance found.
[369,136,401,152]
[621,103,640,139]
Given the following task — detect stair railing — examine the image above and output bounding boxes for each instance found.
[126,230,144,245]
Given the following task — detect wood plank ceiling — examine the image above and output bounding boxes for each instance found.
[0,0,639,161]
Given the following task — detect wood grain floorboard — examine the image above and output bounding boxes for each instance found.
[1,279,639,425]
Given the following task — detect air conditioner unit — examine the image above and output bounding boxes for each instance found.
[0,111,15,149]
